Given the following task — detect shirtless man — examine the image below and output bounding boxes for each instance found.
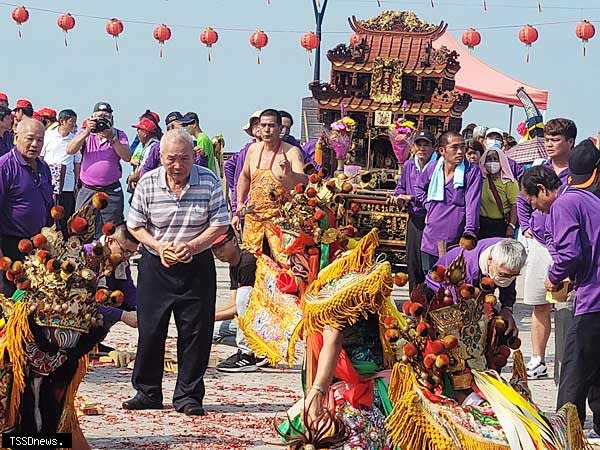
[232,109,307,260]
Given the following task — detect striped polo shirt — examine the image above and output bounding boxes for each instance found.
[128,165,230,255]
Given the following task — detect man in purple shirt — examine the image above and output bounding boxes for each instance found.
[414,131,483,273]
[426,237,526,335]
[388,130,437,292]
[516,118,576,380]
[0,106,13,157]
[0,119,53,295]
[67,102,130,241]
[223,110,262,216]
[521,164,600,437]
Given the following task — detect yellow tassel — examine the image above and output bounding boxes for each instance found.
[562,403,593,450]
[58,355,89,434]
[301,262,393,336]
[307,229,380,296]
[315,140,323,166]
[0,301,34,428]
[511,350,528,385]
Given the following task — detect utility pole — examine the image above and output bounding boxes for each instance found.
[311,0,329,82]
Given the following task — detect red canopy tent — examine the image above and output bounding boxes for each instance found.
[434,32,549,110]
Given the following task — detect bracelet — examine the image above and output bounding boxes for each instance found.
[311,384,326,395]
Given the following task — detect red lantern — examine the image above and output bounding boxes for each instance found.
[576,20,596,56]
[300,32,320,66]
[11,6,29,38]
[249,30,269,65]
[57,13,76,47]
[153,24,172,58]
[200,27,219,62]
[349,33,362,46]
[518,25,539,63]
[106,18,124,52]
[461,28,481,50]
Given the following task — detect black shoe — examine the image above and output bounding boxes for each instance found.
[183,404,206,416]
[122,396,163,411]
[216,351,258,373]
[98,343,115,354]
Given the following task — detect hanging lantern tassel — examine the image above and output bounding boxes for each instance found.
[526,44,531,63]
[200,27,219,63]
[538,1,542,12]
[430,0,435,7]
[250,30,269,65]
[518,24,538,64]
[106,18,124,54]
[63,31,68,47]
[153,24,172,59]
[257,49,262,65]
[11,6,30,39]
[483,0,487,11]
[58,14,76,48]
[376,0,381,6]
[576,20,596,57]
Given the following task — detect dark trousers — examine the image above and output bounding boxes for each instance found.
[557,311,600,433]
[76,183,125,241]
[421,251,438,275]
[406,215,426,292]
[56,191,76,236]
[478,216,507,239]
[0,236,25,296]
[132,247,216,411]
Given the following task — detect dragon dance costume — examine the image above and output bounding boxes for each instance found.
[238,169,590,450]
[0,194,127,449]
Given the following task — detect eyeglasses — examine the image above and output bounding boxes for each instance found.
[112,239,136,258]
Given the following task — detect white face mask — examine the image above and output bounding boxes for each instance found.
[485,139,503,150]
[492,275,515,288]
[485,162,501,174]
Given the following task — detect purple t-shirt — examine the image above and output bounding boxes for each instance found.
[517,160,569,245]
[546,187,600,316]
[425,237,516,308]
[415,161,483,256]
[394,156,435,217]
[79,129,129,187]
[0,130,13,157]
[0,149,53,237]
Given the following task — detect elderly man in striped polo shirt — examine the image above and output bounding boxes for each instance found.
[125,129,229,416]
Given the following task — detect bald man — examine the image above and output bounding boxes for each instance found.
[126,129,229,415]
[0,119,53,295]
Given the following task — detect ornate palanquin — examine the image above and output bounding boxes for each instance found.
[310,10,472,171]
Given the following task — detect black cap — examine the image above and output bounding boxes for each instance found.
[165,111,183,127]
[569,139,600,189]
[182,112,199,126]
[414,130,435,145]
[93,102,113,113]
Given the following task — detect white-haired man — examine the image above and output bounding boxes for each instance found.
[126,129,229,416]
[426,238,528,336]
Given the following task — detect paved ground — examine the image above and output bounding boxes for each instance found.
[77,261,594,449]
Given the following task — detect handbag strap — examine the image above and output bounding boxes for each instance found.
[487,176,508,220]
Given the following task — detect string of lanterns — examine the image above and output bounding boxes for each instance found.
[5,4,598,63]
[462,21,595,62]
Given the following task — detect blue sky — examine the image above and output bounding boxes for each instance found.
[1,0,598,153]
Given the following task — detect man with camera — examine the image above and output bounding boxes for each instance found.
[67,102,130,240]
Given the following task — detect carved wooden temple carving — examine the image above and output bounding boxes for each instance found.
[310,11,472,170]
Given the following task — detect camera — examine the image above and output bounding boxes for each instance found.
[91,117,112,133]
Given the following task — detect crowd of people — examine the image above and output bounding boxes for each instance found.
[0,89,599,439]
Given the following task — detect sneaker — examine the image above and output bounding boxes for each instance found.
[587,429,600,442]
[527,361,548,379]
[526,355,542,371]
[256,357,269,368]
[216,351,258,373]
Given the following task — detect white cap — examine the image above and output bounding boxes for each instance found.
[242,110,263,136]
[485,127,504,138]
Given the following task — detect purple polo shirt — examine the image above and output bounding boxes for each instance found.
[139,140,207,179]
[546,187,600,316]
[0,149,53,238]
[508,157,524,181]
[79,129,129,187]
[415,161,483,256]
[425,237,516,308]
[517,160,569,245]
[228,141,252,212]
[0,130,13,157]
[394,156,435,217]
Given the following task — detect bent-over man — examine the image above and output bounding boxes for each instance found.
[125,129,229,416]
